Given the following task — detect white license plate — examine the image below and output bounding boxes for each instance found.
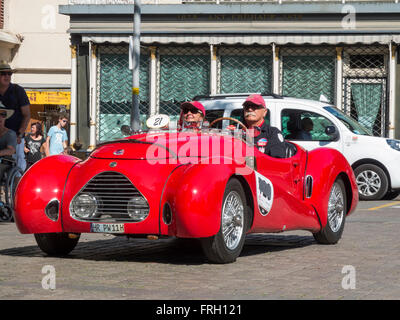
[90,223,125,234]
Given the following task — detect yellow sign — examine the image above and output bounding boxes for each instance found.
[26,91,71,105]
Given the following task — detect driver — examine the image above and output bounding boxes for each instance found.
[242,94,286,158]
[179,101,206,131]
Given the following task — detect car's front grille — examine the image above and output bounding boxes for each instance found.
[70,171,149,223]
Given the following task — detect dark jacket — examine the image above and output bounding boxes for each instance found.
[252,121,287,158]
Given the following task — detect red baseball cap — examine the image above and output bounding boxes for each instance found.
[243,94,266,109]
[180,101,206,116]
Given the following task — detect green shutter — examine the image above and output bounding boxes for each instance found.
[99,52,149,142]
[282,56,335,103]
[220,55,272,93]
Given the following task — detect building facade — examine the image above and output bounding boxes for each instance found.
[2,0,71,133]
[60,0,400,150]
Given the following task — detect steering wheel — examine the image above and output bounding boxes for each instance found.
[209,117,248,132]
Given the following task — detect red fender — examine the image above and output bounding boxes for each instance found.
[14,155,80,234]
[305,148,358,228]
[163,163,240,238]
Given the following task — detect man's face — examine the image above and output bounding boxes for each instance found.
[0,71,12,87]
[243,103,267,125]
[182,107,204,123]
[59,118,68,127]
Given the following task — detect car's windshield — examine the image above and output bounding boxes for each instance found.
[324,106,372,136]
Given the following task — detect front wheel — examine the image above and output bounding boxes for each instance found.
[313,178,347,244]
[200,179,249,264]
[34,233,80,256]
[354,164,388,201]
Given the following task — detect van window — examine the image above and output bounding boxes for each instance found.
[230,109,270,126]
[205,109,225,128]
[281,109,337,141]
[324,106,372,136]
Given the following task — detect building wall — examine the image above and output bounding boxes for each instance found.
[5,0,71,87]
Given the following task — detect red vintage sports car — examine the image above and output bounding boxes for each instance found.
[14,117,358,263]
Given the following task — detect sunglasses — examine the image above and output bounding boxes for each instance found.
[0,72,12,76]
[182,108,201,115]
[61,119,68,123]
[244,104,265,111]
[0,112,7,118]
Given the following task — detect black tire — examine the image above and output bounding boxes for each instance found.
[313,178,347,244]
[354,164,388,201]
[34,233,80,256]
[200,179,249,264]
[383,190,400,200]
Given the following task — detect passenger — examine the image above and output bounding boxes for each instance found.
[242,94,286,158]
[296,117,313,140]
[0,107,16,183]
[179,101,206,131]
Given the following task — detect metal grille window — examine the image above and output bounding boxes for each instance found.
[218,46,272,94]
[281,47,336,103]
[98,45,149,142]
[158,47,210,120]
[343,46,388,136]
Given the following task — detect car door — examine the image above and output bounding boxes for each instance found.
[253,147,317,232]
[277,103,343,154]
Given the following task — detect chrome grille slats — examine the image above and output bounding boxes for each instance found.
[70,171,149,223]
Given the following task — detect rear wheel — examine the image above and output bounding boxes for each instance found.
[354,164,388,201]
[34,233,80,256]
[200,179,249,264]
[313,178,347,244]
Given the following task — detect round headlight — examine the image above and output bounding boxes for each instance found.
[127,197,149,222]
[70,193,98,219]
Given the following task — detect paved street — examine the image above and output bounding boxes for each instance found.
[0,198,399,300]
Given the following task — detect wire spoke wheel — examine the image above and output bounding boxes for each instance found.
[222,191,244,251]
[327,182,345,233]
[313,178,347,244]
[200,179,249,264]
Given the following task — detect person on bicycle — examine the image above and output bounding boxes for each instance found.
[0,106,17,182]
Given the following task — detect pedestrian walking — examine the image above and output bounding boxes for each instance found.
[45,113,69,156]
[0,62,31,173]
[24,122,46,169]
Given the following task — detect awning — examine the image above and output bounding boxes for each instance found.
[0,31,21,46]
[82,34,400,45]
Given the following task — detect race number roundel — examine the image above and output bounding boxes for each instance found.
[146,114,170,129]
[255,171,274,216]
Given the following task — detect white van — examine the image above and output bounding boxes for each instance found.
[198,93,400,201]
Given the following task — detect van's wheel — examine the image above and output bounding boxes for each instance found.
[34,233,80,256]
[354,164,388,201]
[313,178,347,244]
[200,179,249,264]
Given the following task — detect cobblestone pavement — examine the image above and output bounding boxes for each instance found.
[0,199,399,300]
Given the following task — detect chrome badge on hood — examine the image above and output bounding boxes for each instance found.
[113,149,125,156]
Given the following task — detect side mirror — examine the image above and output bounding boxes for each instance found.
[121,125,133,136]
[325,125,339,139]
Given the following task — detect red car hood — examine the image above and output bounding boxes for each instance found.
[90,131,251,162]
